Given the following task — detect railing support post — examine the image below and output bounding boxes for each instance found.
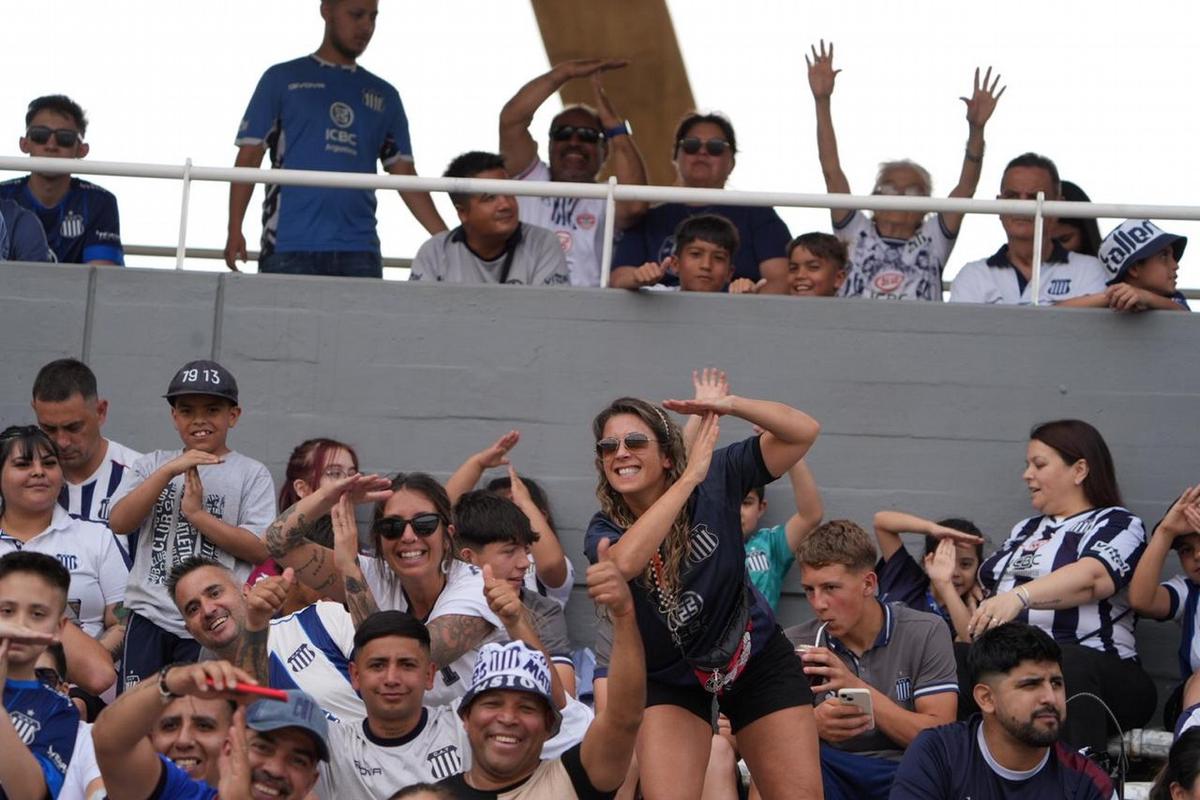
[600,175,618,288]
[175,157,193,270]
[1031,191,1045,306]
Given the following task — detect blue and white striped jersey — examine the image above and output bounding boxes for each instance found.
[266,601,361,723]
[979,507,1147,659]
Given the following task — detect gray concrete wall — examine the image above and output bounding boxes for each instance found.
[4,263,1197,715]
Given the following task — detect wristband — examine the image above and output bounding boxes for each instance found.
[1016,586,1031,610]
[604,121,630,139]
[964,145,984,164]
[158,663,185,702]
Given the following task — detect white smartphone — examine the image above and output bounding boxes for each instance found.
[837,688,875,729]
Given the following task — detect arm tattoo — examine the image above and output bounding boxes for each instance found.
[264,503,315,559]
[344,575,381,628]
[427,614,495,669]
[233,627,271,685]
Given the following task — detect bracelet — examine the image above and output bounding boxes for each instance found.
[158,663,185,702]
[604,121,630,139]
[1016,586,1031,610]
[964,144,985,164]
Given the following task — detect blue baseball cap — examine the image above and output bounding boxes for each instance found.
[1098,219,1187,285]
[245,690,330,762]
[457,641,561,737]
[164,359,239,404]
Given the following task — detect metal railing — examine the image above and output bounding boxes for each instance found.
[5,154,1200,302]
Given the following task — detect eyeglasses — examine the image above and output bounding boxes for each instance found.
[321,467,359,481]
[873,184,926,197]
[595,432,659,457]
[25,126,80,147]
[550,125,602,144]
[677,137,730,157]
[35,667,62,687]
[373,513,442,539]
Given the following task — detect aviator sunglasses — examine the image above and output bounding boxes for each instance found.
[373,513,442,539]
[595,432,660,457]
[550,125,602,144]
[677,137,729,157]
[25,126,80,147]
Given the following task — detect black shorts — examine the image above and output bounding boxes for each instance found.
[646,625,813,734]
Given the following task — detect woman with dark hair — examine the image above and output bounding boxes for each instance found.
[609,111,793,292]
[584,391,822,799]
[266,471,502,705]
[1151,728,1200,800]
[1052,181,1103,257]
[969,419,1155,752]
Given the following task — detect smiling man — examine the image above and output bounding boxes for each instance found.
[150,694,235,785]
[890,623,1115,800]
[408,151,569,286]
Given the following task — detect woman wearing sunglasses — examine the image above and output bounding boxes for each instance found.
[584,391,823,799]
[806,40,1004,301]
[609,111,793,293]
[966,419,1156,753]
[0,425,125,695]
[265,471,502,706]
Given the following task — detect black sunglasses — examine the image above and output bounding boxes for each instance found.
[26,126,80,147]
[373,513,442,540]
[35,667,62,687]
[595,432,659,457]
[677,137,729,157]
[550,125,602,144]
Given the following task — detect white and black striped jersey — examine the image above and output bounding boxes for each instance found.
[979,507,1147,659]
[58,438,142,562]
[315,705,470,800]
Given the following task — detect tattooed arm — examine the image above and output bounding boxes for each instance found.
[427,614,495,669]
[330,494,381,627]
[233,569,292,684]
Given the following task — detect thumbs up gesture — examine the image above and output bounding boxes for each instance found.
[482,563,526,633]
[587,538,634,618]
[245,567,294,632]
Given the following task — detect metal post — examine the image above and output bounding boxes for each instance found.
[600,175,618,288]
[175,157,193,270]
[1031,191,1045,306]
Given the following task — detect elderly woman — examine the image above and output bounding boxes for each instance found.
[806,40,1004,300]
[609,111,793,292]
[969,419,1155,753]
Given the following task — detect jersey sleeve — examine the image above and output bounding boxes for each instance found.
[926,212,958,258]
[11,205,52,262]
[81,190,124,265]
[108,452,159,513]
[887,728,952,799]
[911,616,959,698]
[592,611,613,676]
[432,564,502,628]
[529,596,573,662]
[237,66,283,146]
[316,601,357,657]
[560,742,617,800]
[832,209,869,242]
[1080,508,1147,589]
[378,83,413,167]
[238,462,278,535]
[97,525,130,605]
[712,436,774,499]
[948,261,992,304]
[876,547,931,609]
[583,514,624,565]
[1163,574,1192,622]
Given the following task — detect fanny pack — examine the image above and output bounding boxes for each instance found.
[681,584,754,695]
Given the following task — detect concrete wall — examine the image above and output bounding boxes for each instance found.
[4,263,1198,713]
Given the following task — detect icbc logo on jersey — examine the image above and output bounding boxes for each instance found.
[326,102,358,153]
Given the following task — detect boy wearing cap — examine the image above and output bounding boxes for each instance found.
[108,360,276,693]
[94,660,327,800]
[1094,219,1190,312]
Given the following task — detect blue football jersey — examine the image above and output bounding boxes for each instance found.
[236,55,413,256]
[0,177,123,264]
[3,678,79,799]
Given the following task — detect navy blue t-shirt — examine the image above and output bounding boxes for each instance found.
[876,547,954,629]
[890,716,1113,800]
[3,677,79,799]
[611,203,790,285]
[0,198,52,262]
[148,754,217,800]
[584,436,778,686]
[0,176,123,264]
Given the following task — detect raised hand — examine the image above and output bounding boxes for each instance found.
[628,261,667,288]
[166,449,223,477]
[217,708,252,800]
[592,74,624,129]
[680,413,720,486]
[161,660,257,700]
[962,66,1006,130]
[552,58,628,83]
[245,568,294,632]
[507,465,534,509]
[927,522,985,547]
[1159,486,1200,538]
[321,472,394,506]
[482,563,526,633]
[806,40,841,100]
[692,368,729,403]
[587,538,634,617]
[662,395,735,417]
[180,467,205,520]
[476,430,520,470]
[924,539,957,588]
[330,493,361,571]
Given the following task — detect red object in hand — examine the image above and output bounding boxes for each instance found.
[205,677,288,701]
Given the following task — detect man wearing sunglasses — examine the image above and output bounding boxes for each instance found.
[0,94,124,265]
[499,59,649,288]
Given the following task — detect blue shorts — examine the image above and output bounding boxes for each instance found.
[819,744,900,799]
[119,612,201,694]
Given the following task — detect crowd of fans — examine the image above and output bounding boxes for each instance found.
[1,354,1198,800]
[0,4,1191,313]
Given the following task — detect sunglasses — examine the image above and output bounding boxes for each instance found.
[35,667,62,687]
[550,125,602,144]
[873,183,925,197]
[677,137,729,157]
[373,513,442,540]
[26,126,80,147]
[595,432,659,457]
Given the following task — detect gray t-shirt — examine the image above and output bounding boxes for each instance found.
[784,601,958,760]
[408,223,570,286]
[524,588,572,667]
[111,449,276,635]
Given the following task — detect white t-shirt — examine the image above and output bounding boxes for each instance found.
[515,159,607,288]
[58,721,101,800]
[316,705,470,799]
[359,557,504,706]
[111,449,276,636]
[266,601,362,723]
[0,506,128,637]
[836,211,955,301]
[950,243,1108,305]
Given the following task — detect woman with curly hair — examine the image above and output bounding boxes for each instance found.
[584,387,822,799]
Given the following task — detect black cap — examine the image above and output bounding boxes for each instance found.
[163,360,238,404]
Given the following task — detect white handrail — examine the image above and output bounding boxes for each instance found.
[1032,191,1045,306]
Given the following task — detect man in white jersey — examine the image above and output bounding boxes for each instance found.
[31,358,142,561]
[498,59,649,287]
[950,153,1109,306]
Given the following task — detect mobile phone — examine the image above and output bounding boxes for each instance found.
[205,677,288,702]
[837,688,875,729]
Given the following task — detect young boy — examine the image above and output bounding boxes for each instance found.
[621,213,743,293]
[741,460,824,610]
[1096,219,1189,311]
[107,359,276,691]
[785,232,848,297]
[0,551,80,800]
